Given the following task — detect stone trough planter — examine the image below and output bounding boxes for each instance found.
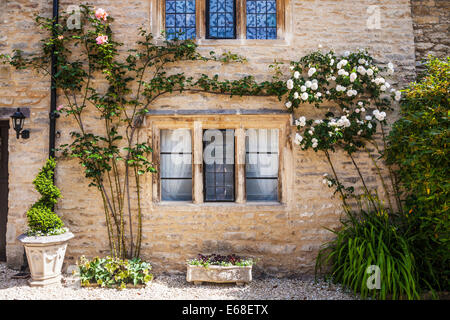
[18,231,74,287]
[186,264,252,286]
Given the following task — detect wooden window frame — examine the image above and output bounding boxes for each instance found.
[151,0,290,45]
[149,113,291,205]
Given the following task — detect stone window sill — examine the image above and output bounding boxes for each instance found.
[156,201,285,209]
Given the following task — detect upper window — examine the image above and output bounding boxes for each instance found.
[163,0,285,41]
[246,0,277,39]
[206,0,236,39]
[165,0,197,40]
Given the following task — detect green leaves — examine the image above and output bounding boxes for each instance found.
[26,158,65,235]
[386,56,450,292]
[78,256,153,289]
[315,202,420,300]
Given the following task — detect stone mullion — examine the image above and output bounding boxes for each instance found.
[193,121,204,204]
[235,127,246,203]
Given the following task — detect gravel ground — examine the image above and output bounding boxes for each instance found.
[0,263,357,300]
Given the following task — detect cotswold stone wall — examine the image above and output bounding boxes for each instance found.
[411,0,450,69]
[1,0,417,276]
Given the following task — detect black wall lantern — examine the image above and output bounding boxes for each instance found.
[10,108,30,139]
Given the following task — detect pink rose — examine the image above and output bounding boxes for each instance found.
[96,35,108,45]
[57,35,64,40]
[95,8,108,21]
[56,105,64,111]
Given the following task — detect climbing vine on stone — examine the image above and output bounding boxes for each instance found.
[1,5,286,259]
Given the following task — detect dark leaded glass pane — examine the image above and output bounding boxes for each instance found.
[207,0,235,39]
[203,129,235,202]
[246,0,277,39]
[166,0,196,40]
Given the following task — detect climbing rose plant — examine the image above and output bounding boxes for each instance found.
[287,49,402,212]
[1,5,286,259]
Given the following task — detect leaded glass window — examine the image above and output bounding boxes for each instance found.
[246,0,277,39]
[206,0,236,39]
[245,129,279,201]
[165,0,196,40]
[160,129,193,201]
[203,129,235,202]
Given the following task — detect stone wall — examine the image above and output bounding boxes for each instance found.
[1,0,417,276]
[411,0,450,70]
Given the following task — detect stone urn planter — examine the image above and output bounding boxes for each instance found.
[18,231,74,287]
[186,264,252,286]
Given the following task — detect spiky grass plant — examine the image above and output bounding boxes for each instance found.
[315,195,420,300]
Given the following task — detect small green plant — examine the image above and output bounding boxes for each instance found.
[315,195,420,300]
[77,256,153,289]
[188,254,254,268]
[26,158,66,236]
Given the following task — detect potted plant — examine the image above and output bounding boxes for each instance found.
[17,158,74,287]
[186,254,254,286]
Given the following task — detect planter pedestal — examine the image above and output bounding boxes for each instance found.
[186,265,252,285]
[18,232,74,287]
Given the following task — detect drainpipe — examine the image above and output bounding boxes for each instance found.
[49,0,60,159]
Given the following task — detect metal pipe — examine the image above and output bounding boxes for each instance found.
[49,0,59,159]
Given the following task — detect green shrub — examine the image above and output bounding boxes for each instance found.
[77,256,153,289]
[387,56,449,291]
[315,197,420,300]
[26,158,65,236]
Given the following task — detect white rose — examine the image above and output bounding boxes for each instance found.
[294,133,303,145]
[294,92,299,99]
[294,71,300,79]
[350,73,357,82]
[287,79,294,90]
[357,66,366,75]
[285,101,292,108]
[301,85,307,92]
[308,68,316,77]
[301,92,309,101]
[305,81,312,88]
[311,82,318,91]
[366,68,374,76]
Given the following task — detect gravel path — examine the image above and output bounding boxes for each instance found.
[0,263,357,300]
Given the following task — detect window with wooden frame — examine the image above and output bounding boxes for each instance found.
[152,0,288,41]
[149,112,291,204]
